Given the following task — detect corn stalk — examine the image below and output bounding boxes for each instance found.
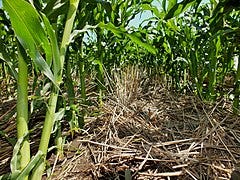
[31,0,80,178]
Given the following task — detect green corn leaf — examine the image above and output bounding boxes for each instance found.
[164,0,195,20]
[3,0,52,63]
[41,13,61,83]
[166,19,180,32]
[94,59,104,75]
[70,25,98,44]
[43,0,66,16]
[3,0,57,85]
[162,0,167,13]
[34,50,57,86]
[0,44,18,79]
[0,130,16,146]
[140,4,164,19]
[10,133,28,178]
[126,33,157,55]
[16,151,44,180]
[99,22,157,54]
[84,0,112,19]
[101,1,112,17]
[44,0,69,21]
[55,108,65,122]
[52,108,65,133]
[42,0,59,15]
[208,28,239,42]
[98,22,123,38]
[167,0,177,11]
[0,174,11,180]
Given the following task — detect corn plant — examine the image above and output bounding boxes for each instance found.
[138,0,240,103]
[2,0,240,179]
[1,0,158,178]
[3,0,80,178]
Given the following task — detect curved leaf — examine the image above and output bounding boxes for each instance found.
[126,33,157,54]
[41,13,61,83]
[99,22,157,54]
[3,0,56,85]
[164,0,195,20]
[0,41,18,79]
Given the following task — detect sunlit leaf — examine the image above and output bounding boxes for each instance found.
[164,0,195,20]
[41,13,61,83]
[126,33,157,54]
[99,22,157,54]
[140,4,164,19]
[98,22,123,38]
[3,0,56,85]
[167,0,177,11]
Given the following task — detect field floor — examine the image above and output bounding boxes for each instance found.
[1,75,240,179]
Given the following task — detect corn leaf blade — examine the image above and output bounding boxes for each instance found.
[3,0,56,85]
[99,22,157,54]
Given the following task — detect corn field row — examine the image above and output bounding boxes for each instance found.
[0,0,240,179]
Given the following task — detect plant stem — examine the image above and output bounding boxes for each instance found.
[31,0,80,178]
[17,44,30,179]
[79,59,86,102]
[31,91,58,179]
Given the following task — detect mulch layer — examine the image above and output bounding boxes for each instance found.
[51,83,240,179]
[1,72,240,179]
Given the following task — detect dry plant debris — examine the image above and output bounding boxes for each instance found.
[51,70,240,179]
[1,68,240,179]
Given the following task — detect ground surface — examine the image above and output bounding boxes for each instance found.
[1,73,240,179]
